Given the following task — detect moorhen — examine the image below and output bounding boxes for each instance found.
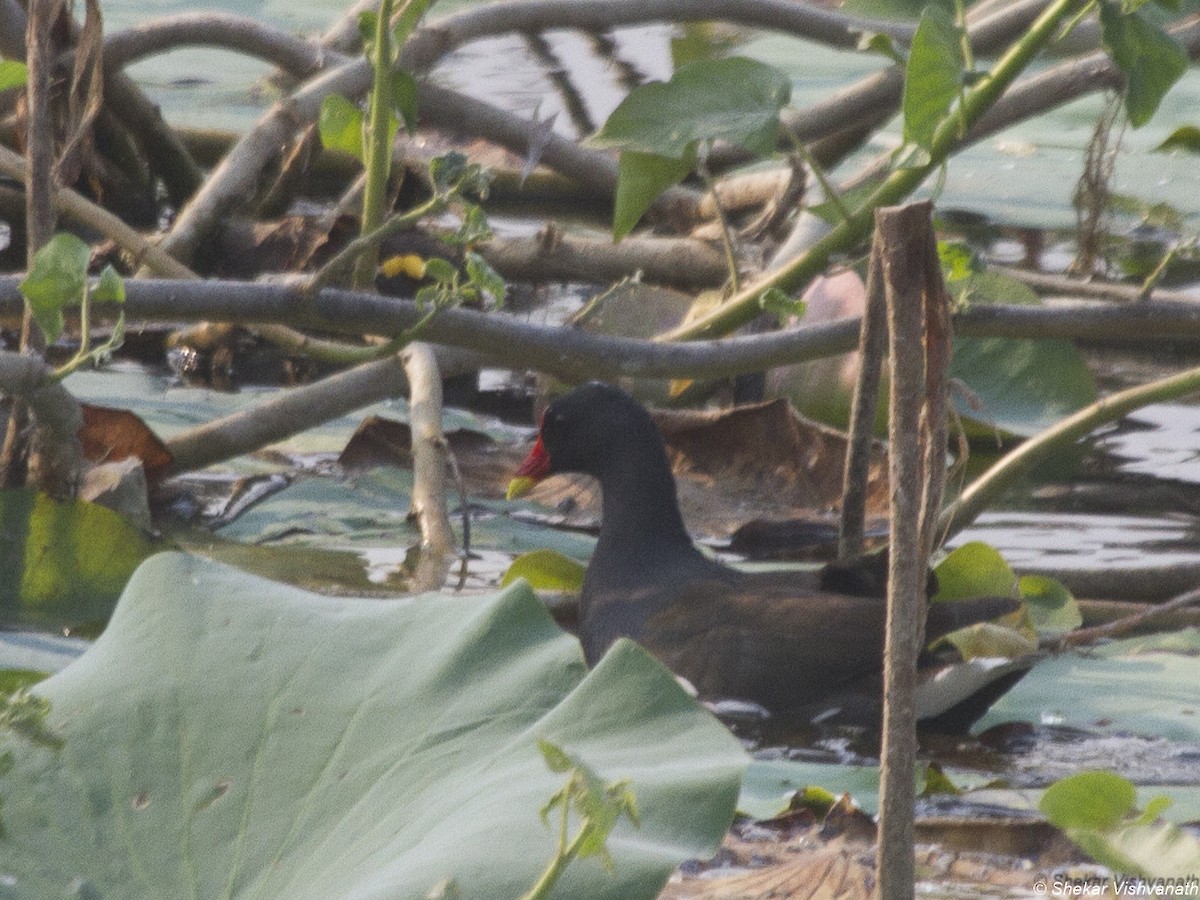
[510,382,1031,730]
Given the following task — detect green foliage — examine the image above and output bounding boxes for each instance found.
[1099,0,1188,127]
[1018,574,1083,636]
[416,249,506,310]
[1042,771,1138,831]
[317,93,364,158]
[948,271,1097,437]
[430,151,490,198]
[501,549,587,592]
[933,541,1019,601]
[0,553,746,898]
[592,57,789,158]
[902,3,967,156]
[0,689,60,750]
[0,489,153,630]
[522,741,641,899]
[936,239,983,282]
[320,0,429,161]
[19,234,91,345]
[18,233,126,376]
[591,57,790,238]
[756,287,806,322]
[1155,125,1200,153]
[1040,771,1200,877]
[932,541,1080,658]
[611,151,693,240]
[0,59,28,92]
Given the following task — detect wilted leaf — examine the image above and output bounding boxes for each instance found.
[78,404,173,480]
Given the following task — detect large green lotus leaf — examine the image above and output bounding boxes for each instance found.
[0,553,746,899]
[978,629,1200,742]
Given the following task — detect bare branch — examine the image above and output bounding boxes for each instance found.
[103,13,346,79]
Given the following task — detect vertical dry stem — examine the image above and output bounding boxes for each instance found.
[874,200,950,900]
[402,341,455,591]
[839,249,887,559]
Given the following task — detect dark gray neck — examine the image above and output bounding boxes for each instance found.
[584,441,717,593]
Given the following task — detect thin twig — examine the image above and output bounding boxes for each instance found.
[1053,585,1200,650]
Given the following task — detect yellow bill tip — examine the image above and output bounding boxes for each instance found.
[506,476,537,501]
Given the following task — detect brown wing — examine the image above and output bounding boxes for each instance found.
[600,569,1021,714]
[636,576,890,712]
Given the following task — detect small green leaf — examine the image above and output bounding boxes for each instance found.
[858,31,905,64]
[536,738,574,773]
[757,287,805,322]
[92,265,125,304]
[590,57,789,159]
[1135,795,1173,826]
[501,549,586,592]
[19,233,91,344]
[1099,0,1187,128]
[933,541,1018,602]
[612,151,693,240]
[1155,125,1200,154]
[1018,575,1081,637]
[937,240,982,282]
[1041,771,1138,831]
[430,151,470,192]
[0,60,28,93]
[391,0,431,48]
[318,94,365,160]
[902,3,965,150]
[357,11,378,52]
[392,70,418,134]
[920,762,963,798]
[442,203,493,246]
[422,257,458,285]
[464,251,507,308]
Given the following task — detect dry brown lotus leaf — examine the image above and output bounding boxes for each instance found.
[659,837,874,900]
[338,415,519,492]
[339,399,889,549]
[78,403,173,481]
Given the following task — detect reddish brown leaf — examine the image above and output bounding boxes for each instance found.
[78,404,172,480]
